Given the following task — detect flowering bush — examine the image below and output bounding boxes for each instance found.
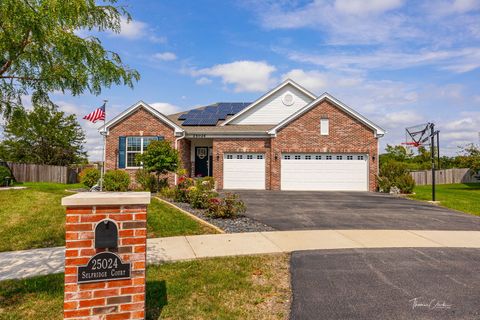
[173,175,194,202]
[188,185,218,209]
[206,193,246,219]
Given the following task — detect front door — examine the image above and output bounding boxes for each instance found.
[195,147,212,177]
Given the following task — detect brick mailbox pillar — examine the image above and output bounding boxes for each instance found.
[61,192,151,320]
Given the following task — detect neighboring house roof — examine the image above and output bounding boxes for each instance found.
[221,78,317,126]
[100,101,184,135]
[268,93,386,137]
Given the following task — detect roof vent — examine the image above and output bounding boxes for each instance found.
[282,93,294,106]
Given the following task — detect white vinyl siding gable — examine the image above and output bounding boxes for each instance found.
[320,118,329,135]
[230,84,313,125]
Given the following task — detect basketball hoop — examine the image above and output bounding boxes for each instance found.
[403,122,440,202]
[404,123,431,148]
[401,141,421,147]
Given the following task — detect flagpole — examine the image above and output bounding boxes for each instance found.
[100,100,107,191]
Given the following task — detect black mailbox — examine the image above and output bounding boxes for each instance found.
[95,220,118,249]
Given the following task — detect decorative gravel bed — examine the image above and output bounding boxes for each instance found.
[164,199,276,233]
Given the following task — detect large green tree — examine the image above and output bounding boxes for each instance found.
[0,103,87,165]
[0,0,139,117]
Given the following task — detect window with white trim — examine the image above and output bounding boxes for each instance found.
[320,118,329,135]
[305,155,312,160]
[326,155,332,160]
[237,155,243,159]
[257,155,263,159]
[315,155,322,160]
[247,154,253,159]
[226,154,233,159]
[294,155,301,160]
[357,155,364,160]
[336,155,343,160]
[347,155,353,160]
[126,136,157,167]
[284,155,291,160]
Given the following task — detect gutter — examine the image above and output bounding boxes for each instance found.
[174,131,186,185]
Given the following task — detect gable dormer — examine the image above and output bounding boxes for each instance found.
[222,79,316,126]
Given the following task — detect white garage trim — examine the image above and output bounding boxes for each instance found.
[281,153,369,191]
[223,153,266,190]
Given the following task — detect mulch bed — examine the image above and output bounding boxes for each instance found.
[163,199,276,233]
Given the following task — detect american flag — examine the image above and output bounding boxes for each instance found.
[83,103,106,123]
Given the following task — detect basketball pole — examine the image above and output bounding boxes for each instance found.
[430,123,436,202]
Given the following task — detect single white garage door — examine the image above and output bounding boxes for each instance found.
[223,153,265,189]
[281,153,368,191]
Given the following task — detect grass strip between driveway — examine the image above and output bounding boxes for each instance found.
[0,183,218,252]
[0,254,290,320]
[409,183,480,216]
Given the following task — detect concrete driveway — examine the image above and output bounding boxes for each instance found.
[237,191,480,231]
[290,248,480,320]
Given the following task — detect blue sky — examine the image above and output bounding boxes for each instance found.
[48,0,480,160]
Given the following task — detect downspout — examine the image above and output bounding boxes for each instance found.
[174,131,186,185]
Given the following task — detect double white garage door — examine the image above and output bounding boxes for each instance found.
[223,153,368,191]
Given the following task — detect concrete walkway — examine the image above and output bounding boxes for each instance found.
[2,229,480,281]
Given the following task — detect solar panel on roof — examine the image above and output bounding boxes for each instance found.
[182,118,201,125]
[180,102,250,126]
[199,118,218,125]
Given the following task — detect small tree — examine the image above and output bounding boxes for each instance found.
[136,140,180,188]
[457,144,480,174]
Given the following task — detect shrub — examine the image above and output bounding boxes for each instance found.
[104,170,130,191]
[135,169,159,192]
[173,175,194,202]
[0,166,12,186]
[395,173,415,194]
[188,186,218,209]
[79,167,100,188]
[159,186,176,199]
[376,175,392,193]
[206,193,246,219]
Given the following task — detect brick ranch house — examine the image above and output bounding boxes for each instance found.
[102,80,385,191]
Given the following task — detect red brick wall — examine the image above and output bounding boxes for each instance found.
[272,100,379,191]
[212,138,271,190]
[212,100,378,191]
[105,106,178,187]
[63,205,147,319]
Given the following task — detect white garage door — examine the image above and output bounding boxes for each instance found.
[223,153,265,189]
[281,154,368,191]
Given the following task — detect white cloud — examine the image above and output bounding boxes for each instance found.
[193,61,277,92]
[282,69,328,93]
[383,110,424,126]
[108,17,168,43]
[281,47,480,73]
[196,77,212,85]
[424,0,480,16]
[111,17,147,39]
[150,102,184,115]
[152,52,177,61]
[334,0,404,15]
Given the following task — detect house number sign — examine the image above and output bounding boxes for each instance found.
[77,252,131,283]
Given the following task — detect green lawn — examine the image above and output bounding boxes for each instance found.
[0,183,217,252]
[0,255,290,320]
[147,198,218,238]
[409,183,480,215]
